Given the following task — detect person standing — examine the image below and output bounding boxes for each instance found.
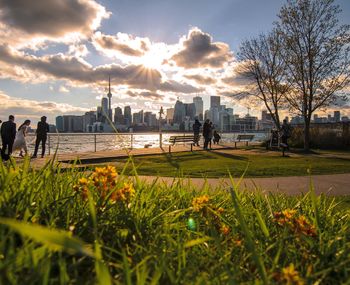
[192,119,202,146]
[280,119,292,152]
[32,116,49,158]
[13,120,31,157]
[208,122,214,149]
[1,115,16,160]
[202,119,210,150]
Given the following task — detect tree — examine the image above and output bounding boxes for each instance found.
[236,30,289,130]
[277,0,350,151]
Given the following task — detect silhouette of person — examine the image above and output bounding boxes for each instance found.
[281,119,292,150]
[13,119,31,157]
[192,119,202,146]
[1,115,16,161]
[203,119,210,150]
[32,116,50,158]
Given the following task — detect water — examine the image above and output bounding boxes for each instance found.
[12,132,269,154]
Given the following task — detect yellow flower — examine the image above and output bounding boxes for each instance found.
[111,182,135,202]
[282,209,297,220]
[281,264,304,285]
[192,195,210,212]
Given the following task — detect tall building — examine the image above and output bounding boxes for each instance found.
[107,76,113,121]
[210,96,220,109]
[144,112,157,127]
[101,97,108,123]
[193,96,203,120]
[124,106,132,126]
[56,116,64,132]
[166,108,174,124]
[114,107,124,125]
[334,111,341,122]
[173,99,186,124]
[184,103,196,120]
[83,111,96,131]
[133,110,144,125]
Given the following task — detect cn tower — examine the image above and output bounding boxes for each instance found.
[107,76,112,121]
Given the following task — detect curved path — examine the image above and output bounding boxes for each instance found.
[137,173,350,196]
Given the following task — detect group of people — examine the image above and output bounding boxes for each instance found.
[0,115,49,161]
[193,119,221,150]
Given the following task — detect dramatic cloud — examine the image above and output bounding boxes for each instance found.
[92,32,149,57]
[159,80,203,93]
[0,0,109,41]
[171,28,233,68]
[0,91,89,122]
[184,74,217,85]
[0,44,162,89]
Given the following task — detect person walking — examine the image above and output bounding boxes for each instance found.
[32,116,50,158]
[13,120,31,157]
[1,115,16,161]
[280,119,292,150]
[202,119,210,150]
[208,122,214,149]
[192,119,201,146]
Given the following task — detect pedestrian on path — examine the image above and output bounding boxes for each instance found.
[193,119,201,146]
[203,119,210,150]
[1,115,16,161]
[32,116,50,158]
[13,119,31,157]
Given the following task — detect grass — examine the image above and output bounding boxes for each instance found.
[107,150,350,178]
[0,156,349,284]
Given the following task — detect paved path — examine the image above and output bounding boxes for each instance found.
[137,173,350,196]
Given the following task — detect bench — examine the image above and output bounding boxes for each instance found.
[168,135,198,153]
[234,134,255,148]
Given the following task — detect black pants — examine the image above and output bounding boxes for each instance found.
[33,136,47,157]
[1,138,14,160]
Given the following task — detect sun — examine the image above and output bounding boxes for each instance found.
[139,52,163,69]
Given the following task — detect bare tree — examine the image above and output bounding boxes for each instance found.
[276,0,350,151]
[236,30,289,130]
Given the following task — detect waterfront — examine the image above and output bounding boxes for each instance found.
[20,131,269,154]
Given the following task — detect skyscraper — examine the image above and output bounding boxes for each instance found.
[193,96,203,120]
[210,96,220,109]
[124,106,132,126]
[114,107,124,125]
[173,99,186,124]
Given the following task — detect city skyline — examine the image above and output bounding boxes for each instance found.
[0,0,349,125]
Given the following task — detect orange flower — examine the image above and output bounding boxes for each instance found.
[111,182,135,202]
[192,195,209,212]
[220,225,230,235]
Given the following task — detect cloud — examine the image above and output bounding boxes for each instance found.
[0,44,163,89]
[59,85,69,93]
[68,44,89,57]
[171,28,233,68]
[0,0,109,49]
[0,91,89,122]
[92,32,149,57]
[184,74,217,85]
[159,80,203,93]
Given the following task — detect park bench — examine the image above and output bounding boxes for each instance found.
[233,134,255,148]
[168,135,198,153]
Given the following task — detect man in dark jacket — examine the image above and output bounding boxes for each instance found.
[202,119,210,150]
[1,115,16,160]
[192,119,202,146]
[32,116,50,158]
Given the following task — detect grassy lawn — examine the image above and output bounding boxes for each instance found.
[110,150,350,178]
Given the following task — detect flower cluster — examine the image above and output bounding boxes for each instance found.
[73,166,135,203]
[191,195,230,236]
[192,195,209,212]
[273,209,316,237]
[279,264,304,285]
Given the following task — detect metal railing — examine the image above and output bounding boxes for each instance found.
[6,131,269,155]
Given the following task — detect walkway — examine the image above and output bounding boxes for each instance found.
[137,173,350,196]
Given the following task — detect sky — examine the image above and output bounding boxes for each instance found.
[0,0,349,124]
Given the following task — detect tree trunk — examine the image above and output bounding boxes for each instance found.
[304,120,311,152]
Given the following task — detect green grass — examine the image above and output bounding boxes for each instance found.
[108,150,350,178]
[0,156,349,284]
